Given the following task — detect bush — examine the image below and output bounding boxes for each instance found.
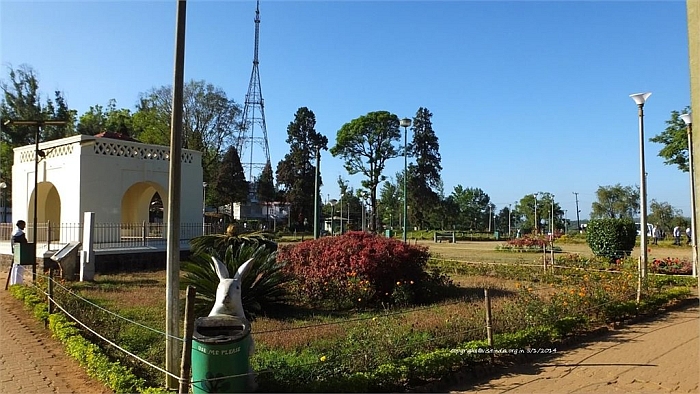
[278,231,435,308]
[651,257,693,275]
[585,218,637,261]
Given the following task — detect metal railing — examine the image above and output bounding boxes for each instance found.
[4,221,213,251]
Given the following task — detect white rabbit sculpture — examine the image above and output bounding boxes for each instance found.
[208,256,256,391]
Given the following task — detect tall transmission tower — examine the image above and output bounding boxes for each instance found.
[238,0,271,186]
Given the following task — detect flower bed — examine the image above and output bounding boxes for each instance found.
[651,257,694,275]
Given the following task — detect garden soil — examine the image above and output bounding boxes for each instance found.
[0,269,112,394]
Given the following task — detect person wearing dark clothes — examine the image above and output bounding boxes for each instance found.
[9,220,28,285]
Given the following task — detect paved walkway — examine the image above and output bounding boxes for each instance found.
[0,269,111,393]
[449,301,700,393]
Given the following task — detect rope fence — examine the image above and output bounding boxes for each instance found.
[14,261,684,393]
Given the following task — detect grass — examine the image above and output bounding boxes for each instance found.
[48,239,695,390]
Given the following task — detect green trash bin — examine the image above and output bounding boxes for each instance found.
[494,231,499,240]
[191,315,252,393]
[14,243,36,265]
[385,229,393,238]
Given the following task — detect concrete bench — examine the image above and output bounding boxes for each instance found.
[434,232,456,243]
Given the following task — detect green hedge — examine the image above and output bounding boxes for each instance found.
[586,218,637,261]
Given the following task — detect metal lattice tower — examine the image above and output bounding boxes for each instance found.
[238,0,271,184]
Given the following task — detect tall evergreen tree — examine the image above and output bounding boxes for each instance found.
[275,107,328,230]
[406,107,442,229]
[216,146,248,213]
[257,161,276,227]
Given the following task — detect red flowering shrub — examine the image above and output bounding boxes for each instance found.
[278,231,433,308]
[651,257,693,275]
[498,235,549,251]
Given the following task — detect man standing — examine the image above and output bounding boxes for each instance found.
[9,220,28,285]
[673,225,681,246]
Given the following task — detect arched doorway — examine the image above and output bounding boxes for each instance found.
[121,182,167,224]
[28,182,61,242]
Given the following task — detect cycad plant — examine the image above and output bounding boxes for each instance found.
[189,225,277,257]
[182,242,289,319]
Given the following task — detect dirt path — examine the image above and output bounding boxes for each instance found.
[448,301,700,393]
[0,269,112,394]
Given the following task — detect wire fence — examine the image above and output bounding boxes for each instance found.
[15,261,689,393]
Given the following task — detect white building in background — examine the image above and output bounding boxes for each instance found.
[12,134,203,236]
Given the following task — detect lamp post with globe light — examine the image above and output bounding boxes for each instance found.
[680,113,696,277]
[400,117,411,243]
[630,92,651,278]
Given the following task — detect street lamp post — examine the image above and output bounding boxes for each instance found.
[533,193,539,234]
[508,203,512,238]
[680,113,697,277]
[329,199,337,236]
[400,117,411,243]
[3,119,67,282]
[313,146,321,239]
[630,92,651,278]
[202,182,207,234]
[0,181,6,223]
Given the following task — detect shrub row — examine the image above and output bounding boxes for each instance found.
[9,284,165,394]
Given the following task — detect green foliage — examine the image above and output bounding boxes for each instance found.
[406,107,442,230]
[586,218,637,260]
[331,111,401,231]
[182,242,290,319]
[215,145,248,206]
[9,284,153,393]
[590,184,639,219]
[275,107,329,232]
[648,199,685,235]
[77,99,135,136]
[256,161,276,204]
[649,106,692,172]
[134,80,241,180]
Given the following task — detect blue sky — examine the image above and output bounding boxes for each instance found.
[0,0,693,220]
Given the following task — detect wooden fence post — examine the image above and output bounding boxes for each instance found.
[484,288,494,363]
[636,256,642,305]
[179,286,196,394]
[46,268,54,328]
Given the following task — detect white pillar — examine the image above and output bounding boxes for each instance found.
[80,212,96,281]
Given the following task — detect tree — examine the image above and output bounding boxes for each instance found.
[406,107,442,230]
[77,99,135,136]
[515,192,562,234]
[1,64,76,208]
[133,80,241,183]
[649,107,692,172]
[275,107,328,231]
[648,199,683,235]
[378,175,401,231]
[450,186,492,231]
[1,64,76,146]
[330,111,401,232]
[590,184,639,219]
[256,161,276,228]
[215,146,248,211]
